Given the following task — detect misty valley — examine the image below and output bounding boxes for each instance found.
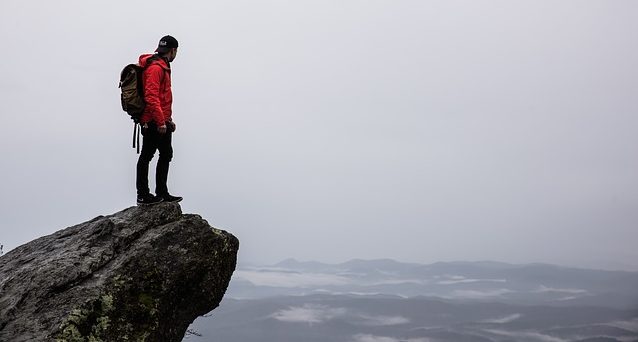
[186,259,638,342]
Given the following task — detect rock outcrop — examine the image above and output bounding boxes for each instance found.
[0,203,239,341]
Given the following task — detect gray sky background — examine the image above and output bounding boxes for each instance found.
[1,0,636,270]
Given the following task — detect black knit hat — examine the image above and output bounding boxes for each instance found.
[155,35,178,53]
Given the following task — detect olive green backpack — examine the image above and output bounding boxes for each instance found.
[118,56,157,152]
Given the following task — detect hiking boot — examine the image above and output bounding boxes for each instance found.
[137,194,164,205]
[158,193,183,203]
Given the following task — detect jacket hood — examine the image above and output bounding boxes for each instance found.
[138,54,170,70]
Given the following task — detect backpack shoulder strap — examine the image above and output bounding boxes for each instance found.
[143,55,170,83]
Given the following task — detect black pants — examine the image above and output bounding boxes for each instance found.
[136,123,173,196]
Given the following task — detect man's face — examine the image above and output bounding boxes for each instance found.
[168,48,178,62]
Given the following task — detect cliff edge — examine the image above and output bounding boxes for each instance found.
[0,203,239,341]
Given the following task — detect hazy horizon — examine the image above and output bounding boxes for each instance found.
[240,257,638,273]
[1,0,637,272]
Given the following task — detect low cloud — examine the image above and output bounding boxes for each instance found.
[270,304,347,324]
[607,318,638,333]
[351,335,428,342]
[435,274,506,285]
[450,288,514,299]
[484,329,566,342]
[534,285,588,294]
[352,335,399,342]
[271,304,410,327]
[358,314,411,326]
[437,278,507,285]
[480,313,522,324]
[370,279,429,286]
[235,269,351,288]
[556,296,579,301]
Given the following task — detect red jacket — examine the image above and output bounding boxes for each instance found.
[139,54,172,126]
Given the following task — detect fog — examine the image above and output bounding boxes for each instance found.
[1,0,637,270]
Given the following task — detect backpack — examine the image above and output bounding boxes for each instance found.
[118,56,157,153]
[119,64,146,122]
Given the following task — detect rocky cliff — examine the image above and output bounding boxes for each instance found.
[0,203,239,341]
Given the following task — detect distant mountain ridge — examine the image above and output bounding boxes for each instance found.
[230,258,638,309]
[274,258,636,273]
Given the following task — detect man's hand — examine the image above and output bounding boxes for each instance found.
[158,125,167,134]
[169,121,176,132]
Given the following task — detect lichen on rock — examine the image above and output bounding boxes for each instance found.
[0,203,239,342]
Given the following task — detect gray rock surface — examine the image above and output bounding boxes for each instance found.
[0,203,239,341]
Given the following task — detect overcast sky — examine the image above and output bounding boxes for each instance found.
[1,0,636,270]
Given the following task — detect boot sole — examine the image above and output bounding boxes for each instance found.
[137,199,165,205]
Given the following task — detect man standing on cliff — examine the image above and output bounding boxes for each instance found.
[136,35,183,205]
